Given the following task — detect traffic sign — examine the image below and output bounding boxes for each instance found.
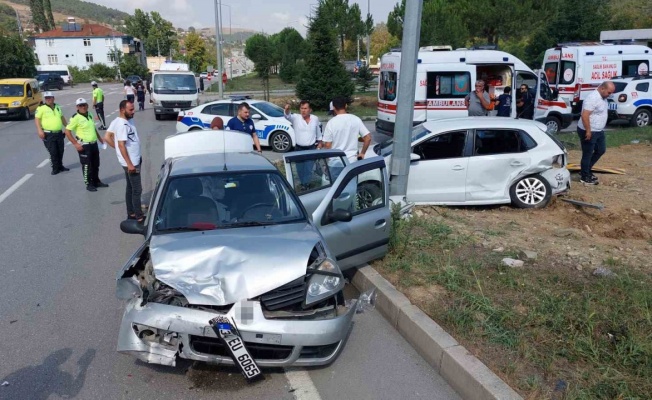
[207,65,214,73]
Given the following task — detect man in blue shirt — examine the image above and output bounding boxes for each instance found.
[225,102,263,153]
[495,86,512,117]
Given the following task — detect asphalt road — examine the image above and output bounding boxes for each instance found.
[0,83,459,400]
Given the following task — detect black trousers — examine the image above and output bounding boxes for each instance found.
[43,131,65,171]
[78,142,100,186]
[123,163,143,218]
[94,102,106,127]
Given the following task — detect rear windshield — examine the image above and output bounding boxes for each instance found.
[612,82,628,93]
[379,71,397,101]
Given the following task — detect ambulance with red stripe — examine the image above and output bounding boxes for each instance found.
[377,48,572,135]
[542,43,651,114]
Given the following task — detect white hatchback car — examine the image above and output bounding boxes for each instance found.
[608,76,652,127]
[176,99,296,152]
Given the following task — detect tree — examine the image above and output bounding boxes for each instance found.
[29,0,48,32]
[0,34,36,78]
[119,54,149,79]
[297,4,354,110]
[370,23,399,63]
[184,32,207,73]
[188,26,196,33]
[608,0,652,29]
[355,64,374,92]
[148,12,177,58]
[277,28,307,83]
[320,0,365,57]
[43,0,54,30]
[244,34,274,101]
[125,9,153,52]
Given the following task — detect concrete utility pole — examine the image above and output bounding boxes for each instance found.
[214,0,223,99]
[390,0,423,198]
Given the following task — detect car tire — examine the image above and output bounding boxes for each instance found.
[23,107,31,120]
[630,109,651,128]
[189,126,203,131]
[155,114,161,120]
[509,174,552,209]
[270,131,292,153]
[545,116,561,134]
[58,84,63,90]
[356,182,382,209]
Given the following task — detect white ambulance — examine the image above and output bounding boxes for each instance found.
[542,43,651,114]
[377,48,572,135]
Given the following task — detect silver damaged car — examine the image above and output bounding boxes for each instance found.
[116,131,390,368]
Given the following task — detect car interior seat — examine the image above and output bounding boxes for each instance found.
[166,177,219,228]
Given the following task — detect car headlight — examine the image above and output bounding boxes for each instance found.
[191,99,198,107]
[11,101,21,107]
[305,258,344,306]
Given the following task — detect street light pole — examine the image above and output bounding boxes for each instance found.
[214,0,223,99]
[366,0,370,65]
[390,0,423,199]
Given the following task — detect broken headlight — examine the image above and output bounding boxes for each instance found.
[305,258,344,307]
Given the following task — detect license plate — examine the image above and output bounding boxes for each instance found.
[173,108,181,112]
[209,316,263,382]
[0,110,6,114]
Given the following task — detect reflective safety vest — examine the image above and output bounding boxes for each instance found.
[36,104,64,131]
[66,112,97,143]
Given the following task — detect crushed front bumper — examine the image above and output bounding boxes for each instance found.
[117,298,357,367]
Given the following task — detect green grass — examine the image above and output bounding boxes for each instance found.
[205,73,295,92]
[375,215,652,399]
[557,125,652,150]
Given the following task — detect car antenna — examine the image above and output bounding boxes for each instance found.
[222,128,228,171]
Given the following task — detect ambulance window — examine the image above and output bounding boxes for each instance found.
[544,62,558,84]
[635,83,649,92]
[623,60,649,77]
[559,61,575,84]
[379,71,397,101]
[426,72,470,98]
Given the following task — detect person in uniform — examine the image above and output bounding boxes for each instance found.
[64,98,108,192]
[35,92,69,175]
[91,81,107,130]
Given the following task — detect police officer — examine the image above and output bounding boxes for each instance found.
[35,92,69,175]
[64,98,108,192]
[91,81,107,130]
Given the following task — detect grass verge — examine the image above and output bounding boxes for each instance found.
[373,214,652,399]
[556,125,652,150]
[206,74,296,92]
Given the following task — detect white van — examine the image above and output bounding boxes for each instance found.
[377,49,572,135]
[36,65,72,85]
[151,62,199,120]
[542,43,651,113]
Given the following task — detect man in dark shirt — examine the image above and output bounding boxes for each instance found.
[225,102,263,153]
[495,86,512,117]
[516,84,535,119]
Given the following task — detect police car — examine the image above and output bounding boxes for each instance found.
[176,97,296,152]
[608,75,652,127]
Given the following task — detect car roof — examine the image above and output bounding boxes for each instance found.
[0,78,34,84]
[205,98,263,105]
[422,117,547,133]
[169,152,276,176]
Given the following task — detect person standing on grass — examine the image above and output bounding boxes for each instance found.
[577,81,615,185]
[104,100,144,222]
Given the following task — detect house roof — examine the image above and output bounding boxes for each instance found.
[32,24,126,39]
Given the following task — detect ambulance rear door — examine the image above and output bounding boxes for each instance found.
[424,63,473,120]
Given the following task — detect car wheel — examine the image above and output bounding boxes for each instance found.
[189,126,203,131]
[58,84,63,90]
[271,131,292,153]
[630,109,651,128]
[545,116,561,134]
[509,174,552,209]
[155,113,161,120]
[356,182,382,209]
[23,107,30,120]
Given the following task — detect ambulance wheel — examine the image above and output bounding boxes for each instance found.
[545,116,561,134]
[630,109,651,128]
[270,131,292,153]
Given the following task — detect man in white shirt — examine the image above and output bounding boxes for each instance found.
[322,97,371,163]
[283,100,321,150]
[577,81,615,185]
[104,100,144,222]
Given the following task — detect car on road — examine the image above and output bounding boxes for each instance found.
[608,76,652,127]
[36,73,64,91]
[199,72,208,79]
[176,99,297,152]
[370,118,570,208]
[116,130,390,369]
[126,75,142,83]
[0,78,42,120]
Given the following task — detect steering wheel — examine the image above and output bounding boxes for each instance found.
[239,203,275,219]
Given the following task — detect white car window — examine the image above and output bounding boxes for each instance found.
[474,130,537,156]
[413,131,467,160]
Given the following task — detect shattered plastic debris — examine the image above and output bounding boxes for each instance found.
[592,267,616,277]
[347,288,377,314]
[1,381,8,387]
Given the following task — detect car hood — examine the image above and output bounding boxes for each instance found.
[149,222,320,306]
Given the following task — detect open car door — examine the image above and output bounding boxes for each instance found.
[310,157,390,270]
[283,149,348,215]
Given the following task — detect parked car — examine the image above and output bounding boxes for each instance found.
[176,98,297,152]
[126,75,142,83]
[199,72,208,79]
[116,130,390,369]
[0,78,42,120]
[608,76,652,127]
[36,74,64,91]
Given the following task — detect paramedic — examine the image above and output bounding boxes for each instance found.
[495,86,513,117]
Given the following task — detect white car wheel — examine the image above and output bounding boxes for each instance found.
[631,109,651,128]
[271,131,292,153]
[510,174,552,209]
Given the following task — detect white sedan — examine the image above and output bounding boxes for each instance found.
[176,99,296,152]
[371,118,570,208]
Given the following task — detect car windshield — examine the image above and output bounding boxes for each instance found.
[154,171,306,232]
[36,74,51,81]
[252,102,285,118]
[374,125,431,156]
[153,74,197,94]
[0,84,24,97]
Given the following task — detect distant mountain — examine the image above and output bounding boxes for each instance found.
[3,0,129,30]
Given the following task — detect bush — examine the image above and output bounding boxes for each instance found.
[89,63,116,79]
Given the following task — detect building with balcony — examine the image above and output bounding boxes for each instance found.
[31,17,146,69]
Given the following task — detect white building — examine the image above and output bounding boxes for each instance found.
[32,18,145,69]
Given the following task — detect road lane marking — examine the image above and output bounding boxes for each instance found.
[0,174,33,205]
[284,369,322,400]
[37,158,50,168]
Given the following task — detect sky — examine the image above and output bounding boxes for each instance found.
[90,0,397,36]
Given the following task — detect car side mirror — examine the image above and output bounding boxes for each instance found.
[410,153,421,162]
[329,208,353,222]
[120,219,146,235]
[552,88,559,100]
[251,113,262,120]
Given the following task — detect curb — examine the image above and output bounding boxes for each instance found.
[351,265,523,400]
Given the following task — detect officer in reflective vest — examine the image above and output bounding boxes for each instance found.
[92,81,107,130]
[35,92,69,175]
[64,98,108,192]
